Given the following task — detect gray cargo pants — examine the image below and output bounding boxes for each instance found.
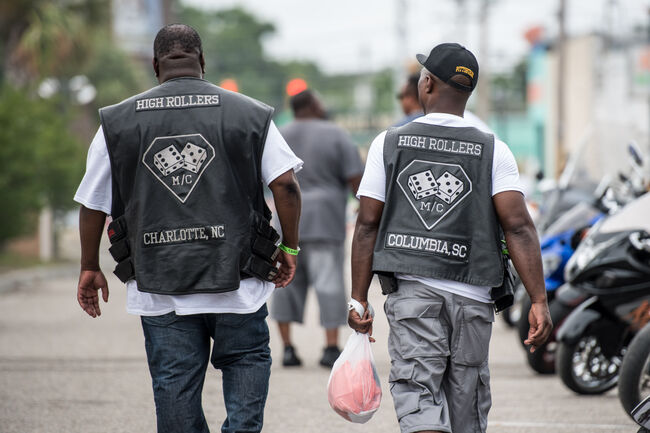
[385,280,494,433]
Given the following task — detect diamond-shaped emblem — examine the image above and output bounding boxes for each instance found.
[397,160,472,230]
[142,133,215,203]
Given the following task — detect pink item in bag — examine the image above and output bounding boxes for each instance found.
[327,332,382,423]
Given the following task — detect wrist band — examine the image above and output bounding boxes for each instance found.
[278,243,300,255]
[348,298,375,318]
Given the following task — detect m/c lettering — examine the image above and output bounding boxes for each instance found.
[420,201,445,214]
[172,174,193,186]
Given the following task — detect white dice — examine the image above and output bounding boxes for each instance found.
[153,145,184,176]
[181,142,207,174]
[435,171,464,204]
[408,170,439,200]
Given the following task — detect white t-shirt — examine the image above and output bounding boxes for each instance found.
[357,112,523,303]
[74,121,303,316]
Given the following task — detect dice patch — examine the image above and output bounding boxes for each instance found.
[407,170,439,200]
[154,145,184,176]
[143,133,215,204]
[181,142,207,174]
[435,171,464,204]
[396,159,472,230]
[152,142,208,176]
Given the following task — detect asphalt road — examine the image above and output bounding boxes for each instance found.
[0,264,638,433]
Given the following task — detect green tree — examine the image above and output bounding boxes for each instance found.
[177,5,371,115]
[1,0,110,86]
[178,6,284,107]
[82,30,151,110]
[0,86,84,247]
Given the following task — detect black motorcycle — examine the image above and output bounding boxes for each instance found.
[619,320,650,418]
[555,193,650,394]
[630,395,650,433]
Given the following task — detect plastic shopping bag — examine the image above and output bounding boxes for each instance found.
[327,330,382,423]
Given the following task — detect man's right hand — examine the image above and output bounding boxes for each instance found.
[273,251,297,288]
[347,300,375,342]
[524,300,553,353]
[77,269,109,318]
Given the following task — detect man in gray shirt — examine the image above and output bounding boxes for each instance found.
[271,89,364,367]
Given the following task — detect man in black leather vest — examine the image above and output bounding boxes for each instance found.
[348,43,552,433]
[75,24,301,433]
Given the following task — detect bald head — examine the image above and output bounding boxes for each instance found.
[154,24,202,59]
[418,67,472,116]
[152,24,205,83]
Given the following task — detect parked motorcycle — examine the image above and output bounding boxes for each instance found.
[555,192,650,394]
[619,319,650,418]
[630,395,650,433]
[514,209,600,374]
[514,142,648,376]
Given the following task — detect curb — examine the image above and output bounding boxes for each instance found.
[0,264,78,294]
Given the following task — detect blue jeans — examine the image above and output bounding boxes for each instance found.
[141,304,272,433]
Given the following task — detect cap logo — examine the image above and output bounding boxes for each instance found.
[455,66,474,78]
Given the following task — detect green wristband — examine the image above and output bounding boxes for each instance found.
[279,243,300,255]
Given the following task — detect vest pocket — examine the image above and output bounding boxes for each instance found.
[393,299,448,359]
[453,304,494,366]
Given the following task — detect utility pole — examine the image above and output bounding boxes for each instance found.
[455,0,468,45]
[647,7,650,155]
[394,0,408,117]
[556,0,567,178]
[475,0,491,121]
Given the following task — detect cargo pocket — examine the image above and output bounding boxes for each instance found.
[453,303,494,366]
[393,299,448,359]
[476,363,491,432]
[388,362,420,420]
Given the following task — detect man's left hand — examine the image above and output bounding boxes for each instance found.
[273,251,297,288]
[524,300,553,352]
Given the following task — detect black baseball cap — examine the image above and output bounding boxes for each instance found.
[416,43,479,92]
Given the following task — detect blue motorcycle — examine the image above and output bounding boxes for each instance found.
[514,203,602,374]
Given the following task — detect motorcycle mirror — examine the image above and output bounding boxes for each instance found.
[628,141,644,167]
[537,178,557,194]
[629,232,650,253]
[593,174,612,199]
[632,395,650,429]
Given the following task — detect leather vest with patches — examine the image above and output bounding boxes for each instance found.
[100,77,274,295]
[372,121,504,287]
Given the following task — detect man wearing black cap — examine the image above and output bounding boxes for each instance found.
[348,43,552,433]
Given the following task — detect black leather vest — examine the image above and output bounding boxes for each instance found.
[372,121,504,287]
[100,77,274,295]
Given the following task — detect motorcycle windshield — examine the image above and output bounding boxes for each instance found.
[596,192,650,234]
[542,201,601,238]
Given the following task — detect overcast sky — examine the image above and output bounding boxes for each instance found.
[184,0,649,74]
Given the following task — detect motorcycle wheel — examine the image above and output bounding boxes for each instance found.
[556,331,623,395]
[525,299,574,375]
[619,323,650,417]
[501,281,525,328]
